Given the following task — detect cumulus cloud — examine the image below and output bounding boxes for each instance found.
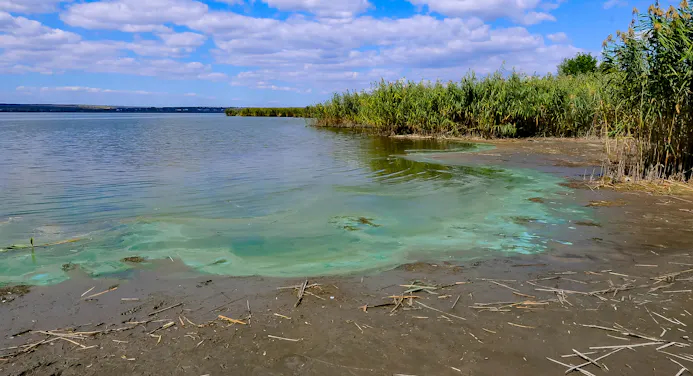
[61,0,208,32]
[541,0,566,11]
[18,86,159,95]
[0,12,226,80]
[13,85,218,105]
[3,0,582,100]
[519,11,556,25]
[406,0,557,24]
[126,33,207,58]
[194,11,575,92]
[547,32,569,43]
[0,0,71,13]
[260,0,370,18]
[0,12,81,49]
[214,0,370,17]
[157,31,207,48]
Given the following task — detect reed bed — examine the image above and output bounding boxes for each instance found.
[307,72,604,139]
[225,107,307,118]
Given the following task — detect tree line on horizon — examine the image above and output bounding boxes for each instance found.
[225,107,307,117]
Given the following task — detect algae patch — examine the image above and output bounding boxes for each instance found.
[62,263,77,272]
[509,216,538,225]
[0,284,31,296]
[586,200,626,208]
[357,217,380,227]
[330,216,382,232]
[574,221,602,227]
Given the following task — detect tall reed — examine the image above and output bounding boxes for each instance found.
[601,1,693,179]
[308,72,605,139]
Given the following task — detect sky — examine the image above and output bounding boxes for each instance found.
[0,0,680,107]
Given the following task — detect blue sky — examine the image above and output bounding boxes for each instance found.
[0,0,679,107]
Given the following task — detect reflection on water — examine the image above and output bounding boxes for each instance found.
[0,114,585,284]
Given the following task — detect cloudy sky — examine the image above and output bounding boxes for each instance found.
[0,0,668,107]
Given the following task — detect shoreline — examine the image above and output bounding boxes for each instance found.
[398,134,693,193]
[3,224,693,375]
[2,137,691,288]
[2,137,693,375]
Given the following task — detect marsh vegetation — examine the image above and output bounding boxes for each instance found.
[305,1,693,181]
[225,107,307,117]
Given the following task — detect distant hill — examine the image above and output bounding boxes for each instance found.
[0,104,227,113]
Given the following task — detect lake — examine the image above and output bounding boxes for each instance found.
[0,113,584,284]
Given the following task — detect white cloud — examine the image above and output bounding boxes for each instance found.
[547,32,569,43]
[157,31,207,48]
[603,0,626,9]
[194,11,575,92]
[215,0,370,17]
[519,11,555,25]
[14,85,218,105]
[260,0,370,18]
[38,86,158,95]
[0,12,226,81]
[61,0,208,32]
[406,0,557,24]
[191,13,490,54]
[0,12,81,48]
[541,0,566,11]
[0,0,71,13]
[3,0,582,99]
[126,33,207,57]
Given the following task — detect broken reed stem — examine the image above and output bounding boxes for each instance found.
[546,357,597,376]
[268,335,300,342]
[218,315,247,325]
[294,280,308,308]
[416,301,466,320]
[451,295,461,310]
[589,342,661,350]
[563,348,623,374]
[508,322,535,329]
[277,283,320,290]
[572,349,603,370]
[148,322,175,335]
[489,280,520,292]
[80,286,95,298]
[148,303,183,316]
[82,286,118,300]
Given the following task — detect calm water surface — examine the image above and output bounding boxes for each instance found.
[0,114,584,284]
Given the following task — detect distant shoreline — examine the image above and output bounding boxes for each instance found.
[0,104,227,113]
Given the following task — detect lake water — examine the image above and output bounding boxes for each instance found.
[0,114,584,284]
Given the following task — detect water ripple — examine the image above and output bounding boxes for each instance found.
[0,113,587,284]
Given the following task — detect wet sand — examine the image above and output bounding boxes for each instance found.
[2,139,693,376]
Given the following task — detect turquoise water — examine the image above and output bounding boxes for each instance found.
[0,114,581,284]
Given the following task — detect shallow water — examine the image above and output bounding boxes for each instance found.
[0,114,586,284]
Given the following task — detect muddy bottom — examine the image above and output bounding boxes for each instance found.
[2,139,693,376]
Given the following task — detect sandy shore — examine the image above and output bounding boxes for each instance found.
[2,139,693,376]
